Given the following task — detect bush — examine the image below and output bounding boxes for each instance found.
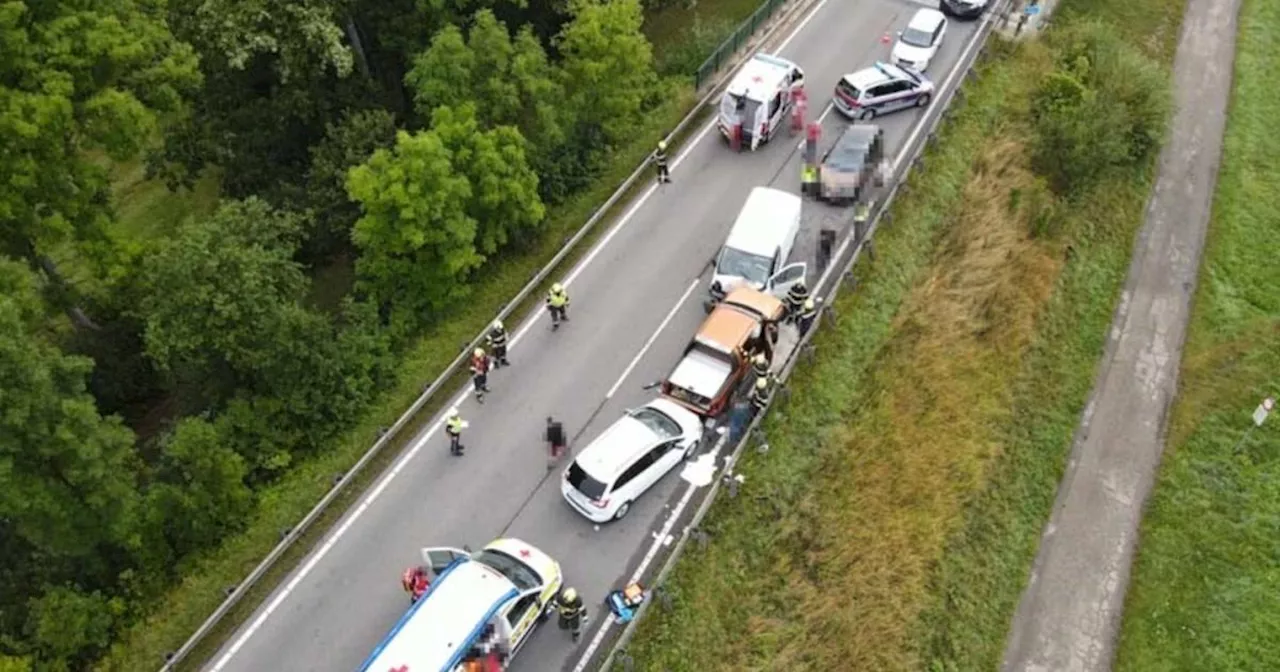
[1030,21,1171,196]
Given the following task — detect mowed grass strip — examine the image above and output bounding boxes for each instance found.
[1116,0,1280,667]
[621,0,1188,667]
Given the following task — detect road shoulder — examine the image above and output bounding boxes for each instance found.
[1000,0,1243,669]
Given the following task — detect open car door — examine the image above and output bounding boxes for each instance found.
[419,546,470,581]
[766,262,808,300]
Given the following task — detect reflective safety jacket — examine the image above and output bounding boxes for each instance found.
[547,289,569,308]
[486,327,508,349]
[446,416,464,436]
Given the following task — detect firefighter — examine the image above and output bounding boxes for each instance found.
[797,298,818,336]
[555,587,587,642]
[654,140,671,185]
[801,161,818,197]
[470,348,491,403]
[486,320,510,367]
[785,280,810,323]
[751,352,770,382]
[446,410,466,456]
[750,376,773,415]
[547,283,570,329]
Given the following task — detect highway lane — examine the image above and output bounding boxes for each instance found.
[206,0,982,669]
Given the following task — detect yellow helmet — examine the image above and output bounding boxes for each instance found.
[753,353,767,366]
[493,319,503,331]
[756,377,769,390]
[473,348,484,358]
[551,283,564,294]
[562,587,578,602]
[804,298,815,310]
[658,140,668,151]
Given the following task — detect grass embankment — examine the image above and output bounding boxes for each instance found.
[619,0,1185,669]
[1116,1,1280,668]
[102,0,784,668]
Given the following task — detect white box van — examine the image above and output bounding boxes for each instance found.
[717,54,806,151]
[708,186,807,305]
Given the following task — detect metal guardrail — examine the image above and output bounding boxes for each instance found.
[592,5,1012,670]
[695,0,789,89]
[158,1,817,669]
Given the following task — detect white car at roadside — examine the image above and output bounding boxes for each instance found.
[561,398,704,523]
[891,8,948,73]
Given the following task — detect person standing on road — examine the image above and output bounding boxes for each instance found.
[785,280,810,323]
[545,416,567,468]
[797,298,818,336]
[654,140,672,185]
[750,376,773,416]
[446,410,466,456]
[470,348,491,403]
[554,587,588,642]
[547,283,570,329]
[486,320,510,367]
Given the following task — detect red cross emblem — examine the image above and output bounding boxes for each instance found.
[390,666,409,672]
[751,75,764,83]
[519,548,531,558]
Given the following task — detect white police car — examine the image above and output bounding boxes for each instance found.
[832,61,935,121]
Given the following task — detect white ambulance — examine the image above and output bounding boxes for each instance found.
[717,53,806,151]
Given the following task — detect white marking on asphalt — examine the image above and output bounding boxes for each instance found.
[605,277,701,400]
[209,0,848,666]
[570,16,999,671]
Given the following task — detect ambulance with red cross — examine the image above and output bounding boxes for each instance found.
[359,538,564,672]
[717,53,806,151]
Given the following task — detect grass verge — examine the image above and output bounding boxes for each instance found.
[1115,0,1280,667]
[644,0,767,76]
[618,0,1186,668]
[102,0,811,663]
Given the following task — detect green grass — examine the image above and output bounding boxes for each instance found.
[644,0,767,76]
[110,159,222,243]
[618,0,1187,668]
[1115,0,1280,667]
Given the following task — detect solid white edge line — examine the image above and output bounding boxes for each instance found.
[605,278,701,400]
[214,0,839,667]
[570,14,997,670]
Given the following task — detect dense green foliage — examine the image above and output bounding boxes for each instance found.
[0,0,666,667]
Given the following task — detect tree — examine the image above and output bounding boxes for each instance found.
[24,586,124,669]
[136,198,307,390]
[0,258,140,559]
[431,104,545,254]
[143,417,253,558]
[348,130,481,325]
[216,299,393,480]
[0,0,200,323]
[408,14,564,150]
[555,0,655,145]
[302,108,399,264]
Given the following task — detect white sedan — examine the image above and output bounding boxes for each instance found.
[891,8,948,73]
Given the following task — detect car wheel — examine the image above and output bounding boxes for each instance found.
[859,107,877,121]
[916,93,932,107]
[613,501,632,521]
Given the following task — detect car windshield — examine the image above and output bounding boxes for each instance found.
[567,461,607,500]
[717,247,772,286]
[472,549,540,591]
[627,406,681,439]
[901,26,934,48]
[826,138,869,172]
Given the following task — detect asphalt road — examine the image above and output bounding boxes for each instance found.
[206,1,984,670]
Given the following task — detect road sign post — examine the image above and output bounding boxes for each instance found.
[1233,396,1274,454]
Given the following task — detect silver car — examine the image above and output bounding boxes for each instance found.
[819,124,887,204]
